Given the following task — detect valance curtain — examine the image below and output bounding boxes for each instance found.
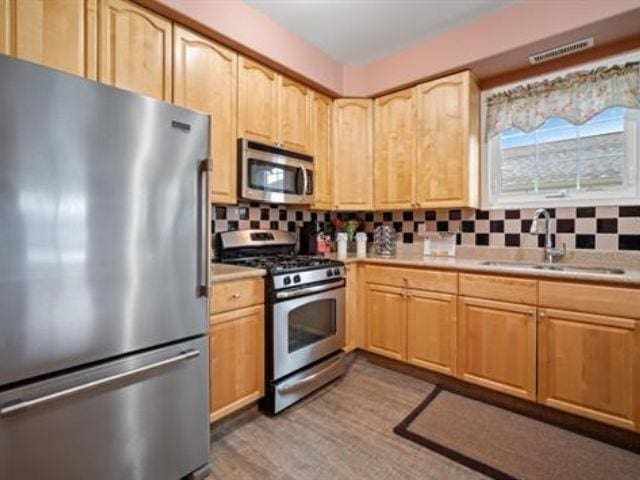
[485,61,640,140]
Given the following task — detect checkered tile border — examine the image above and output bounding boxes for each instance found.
[212,203,640,251]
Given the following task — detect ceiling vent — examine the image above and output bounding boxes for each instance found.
[528,37,594,65]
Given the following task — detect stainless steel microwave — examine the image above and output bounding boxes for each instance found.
[238,139,314,205]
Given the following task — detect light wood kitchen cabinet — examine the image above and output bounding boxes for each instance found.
[374,87,416,210]
[0,0,97,78]
[237,56,311,153]
[457,296,537,400]
[364,283,407,361]
[311,92,333,210]
[173,26,238,204]
[365,265,457,294]
[459,273,537,305]
[210,277,264,315]
[209,275,265,423]
[278,75,312,153]
[363,265,457,373]
[344,264,361,352]
[209,304,264,423]
[0,0,8,54]
[237,57,278,145]
[539,280,640,320]
[98,0,172,101]
[371,71,479,210]
[407,290,457,376]
[333,98,374,211]
[538,308,640,431]
[415,71,479,208]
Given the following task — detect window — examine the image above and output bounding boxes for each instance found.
[488,107,639,206]
[484,56,640,208]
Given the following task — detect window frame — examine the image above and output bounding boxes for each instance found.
[481,50,640,209]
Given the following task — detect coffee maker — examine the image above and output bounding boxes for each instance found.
[298,221,318,254]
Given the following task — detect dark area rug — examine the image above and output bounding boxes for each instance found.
[394,387,640,480]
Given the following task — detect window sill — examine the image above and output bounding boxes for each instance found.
[484,195,640,210]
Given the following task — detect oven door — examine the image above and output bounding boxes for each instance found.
[272,282,345,380]
[240,148,313,204]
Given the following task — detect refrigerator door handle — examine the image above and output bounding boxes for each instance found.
[0,349,201,418]
[199,158,213,297]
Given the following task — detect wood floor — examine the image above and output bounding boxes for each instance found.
[209,357,485,479]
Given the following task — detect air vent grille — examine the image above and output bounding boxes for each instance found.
[529,37,594,65]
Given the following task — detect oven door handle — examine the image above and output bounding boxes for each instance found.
[276,279,344,300]
[277,353,345,394]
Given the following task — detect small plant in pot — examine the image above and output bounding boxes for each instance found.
[330,216,364,251]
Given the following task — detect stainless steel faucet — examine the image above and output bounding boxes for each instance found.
[530,208,566,263]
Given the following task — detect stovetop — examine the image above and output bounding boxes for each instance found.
[225,255,343,275]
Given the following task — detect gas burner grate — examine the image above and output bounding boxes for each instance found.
[226,255,342,274]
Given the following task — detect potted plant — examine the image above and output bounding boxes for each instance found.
[330,216,363,251]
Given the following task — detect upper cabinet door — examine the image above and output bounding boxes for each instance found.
[278,76,312,153]
[237,56,279,146]
[374,88,416,210]
[0,0,9,54]
[174,26,238,205]
[415,71,479,208]
[1,0,97,78]
[333,99,374,211]
[98,0,172,101]
[311,92,333,210]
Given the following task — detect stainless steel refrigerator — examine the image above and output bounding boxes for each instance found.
[0,54,211,480]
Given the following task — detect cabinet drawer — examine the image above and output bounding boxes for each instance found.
[539,281,640,320]
[211,278,264,315]
[459,273,537,305]
[365,265,457,293]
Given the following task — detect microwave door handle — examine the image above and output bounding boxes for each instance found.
[299,162,308,200]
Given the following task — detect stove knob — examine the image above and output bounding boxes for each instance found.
[326,269,333,277]
[333,268,341,276]
[283,276,291,286]
[293,274,301,283]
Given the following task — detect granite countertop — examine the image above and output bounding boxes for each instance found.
[322,246,640,286]
[210,263,266,283]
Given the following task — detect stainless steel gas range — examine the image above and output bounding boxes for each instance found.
[217,230,346,414]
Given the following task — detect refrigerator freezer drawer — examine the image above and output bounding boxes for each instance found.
[0,337,209,480]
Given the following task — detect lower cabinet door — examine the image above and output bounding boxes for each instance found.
[538,308,640,431]
[365,283,407,361]
[407,290,457,376]
[458,297,537,400]
[210,305,264,422]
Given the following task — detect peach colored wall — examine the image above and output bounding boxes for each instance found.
[156,0,640,97]
[156,0,344,93]
[344,0,640,96]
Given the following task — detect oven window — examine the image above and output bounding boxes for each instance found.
[248,159,302,194]
[288,299,336,353]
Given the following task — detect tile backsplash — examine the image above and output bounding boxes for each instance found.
[212,203,640,252]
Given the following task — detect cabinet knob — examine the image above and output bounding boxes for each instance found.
[232,293,241,299]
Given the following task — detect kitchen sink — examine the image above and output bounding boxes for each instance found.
[480,261,625,275]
